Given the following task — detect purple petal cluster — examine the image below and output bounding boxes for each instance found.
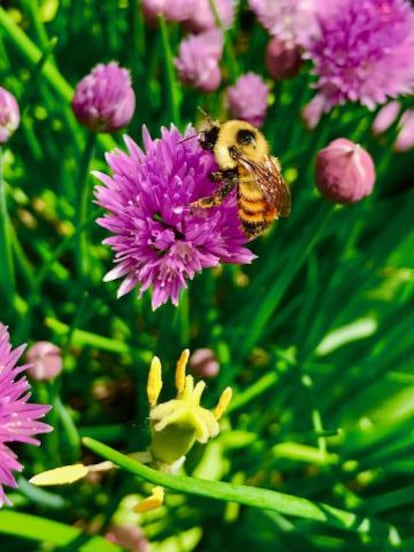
[227,73,270,127]
[94,126,256,310]
[305,0,414,116]
[0,325,52,507]
[185,0,235,33]
[174,30,223,92]
[249,0,318,45]
[72,62,135,133]
[0,86,20,144]
[142,0,192,24]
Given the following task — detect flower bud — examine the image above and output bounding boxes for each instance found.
[265,37,303,80]
[315,138,375,204]
[26,341,62,381]
[0,86,20,144]
[72,62,135,133]
[189,348,219,378]
[227,72,269,128]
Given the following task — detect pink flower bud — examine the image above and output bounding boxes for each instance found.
[394,109,414,152]
[72,62,135,133]
[227,72,269,128]
[315,138,376,204]
[26,341,62,381]
[189,348,219,378]
[265,37,303,80]
[0,86,20,144]
[372,101,401,136]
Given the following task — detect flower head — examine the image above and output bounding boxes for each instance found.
[305,0,414,119]
[185,0,235,32]
[0,86,20,144]
[174,30,223,92]
[189,348,219,378]
[315,138,376,204]
[142,0,192,24]
[72,62,135,133]
[248,0,318,45]
[147,350,232,470]
[0,324,52,507]
[26,341,62,381]
[94,125,255,310]
[227,72,270,127]
[265,37,303,80]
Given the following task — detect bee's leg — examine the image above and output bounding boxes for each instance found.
[191,169,238,209]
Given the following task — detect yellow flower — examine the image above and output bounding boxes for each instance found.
[147,349,232,471]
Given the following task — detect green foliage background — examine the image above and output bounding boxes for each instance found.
[0,1,414,550]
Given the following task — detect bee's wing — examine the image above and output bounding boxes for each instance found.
[239,155,291,217]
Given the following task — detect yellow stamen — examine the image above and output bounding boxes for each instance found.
[29,464,89,486]
[213,386,233,420]
[176,349,190,393]
[148,356,163,407]
[133,486,165,513]
[192,380,206,405]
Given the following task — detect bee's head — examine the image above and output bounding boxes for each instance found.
[198,124,220,151]
[230,124,268,163]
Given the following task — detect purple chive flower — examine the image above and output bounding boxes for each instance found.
[315,138,376,204]
[248,0,318,45]
[0,86,20,144]
[304,0,414,123]
[0,324,52,507]
[93,126,256,310]
[227,73,270,127]
[142,0,192,25]
[265,37,303,80]
[185,0,235,33]
[26,342,62,382]
[72,62,135,133]
[174,30,223,92]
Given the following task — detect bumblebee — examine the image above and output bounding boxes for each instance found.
[192,118,291,238]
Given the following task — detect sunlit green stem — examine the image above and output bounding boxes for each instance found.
[158,14,181,125]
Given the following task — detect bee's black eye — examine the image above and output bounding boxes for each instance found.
[236,129,256,145]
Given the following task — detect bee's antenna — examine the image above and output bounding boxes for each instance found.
[177,133,198,145]
[197,106,215,125]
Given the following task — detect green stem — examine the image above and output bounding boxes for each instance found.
[158,14,181,125]
[208,0,238,82]
[0,147,16,302]
[82,437,397,538]
[76,132,97,281]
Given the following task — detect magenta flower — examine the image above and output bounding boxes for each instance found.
[315,138,376,204]
[248,0,318,45]
[227,73,270,127]
[0,86,20,144]
[72,62,135,133]
[185,0,235,32]
[304,0,414,121]
[93,126,256,310]
[265,37,303,80]
[174,30,223,92]
[0,324,52,507]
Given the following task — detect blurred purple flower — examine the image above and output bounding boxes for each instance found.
[26,342,62,382]
[93,126,256,310]
[315,138,376,204]
[185,0,235,32]
[189,348,219,378]
[142,0,192,24]
[174,30,223,92]
[0,324,52,507]
[0,86,20,144]
[227,73,270,127]
[248,0,318,45]
[304,0,414,122]
[265,37,303,80]
[72,62,135,133]
[394,109,414,152]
